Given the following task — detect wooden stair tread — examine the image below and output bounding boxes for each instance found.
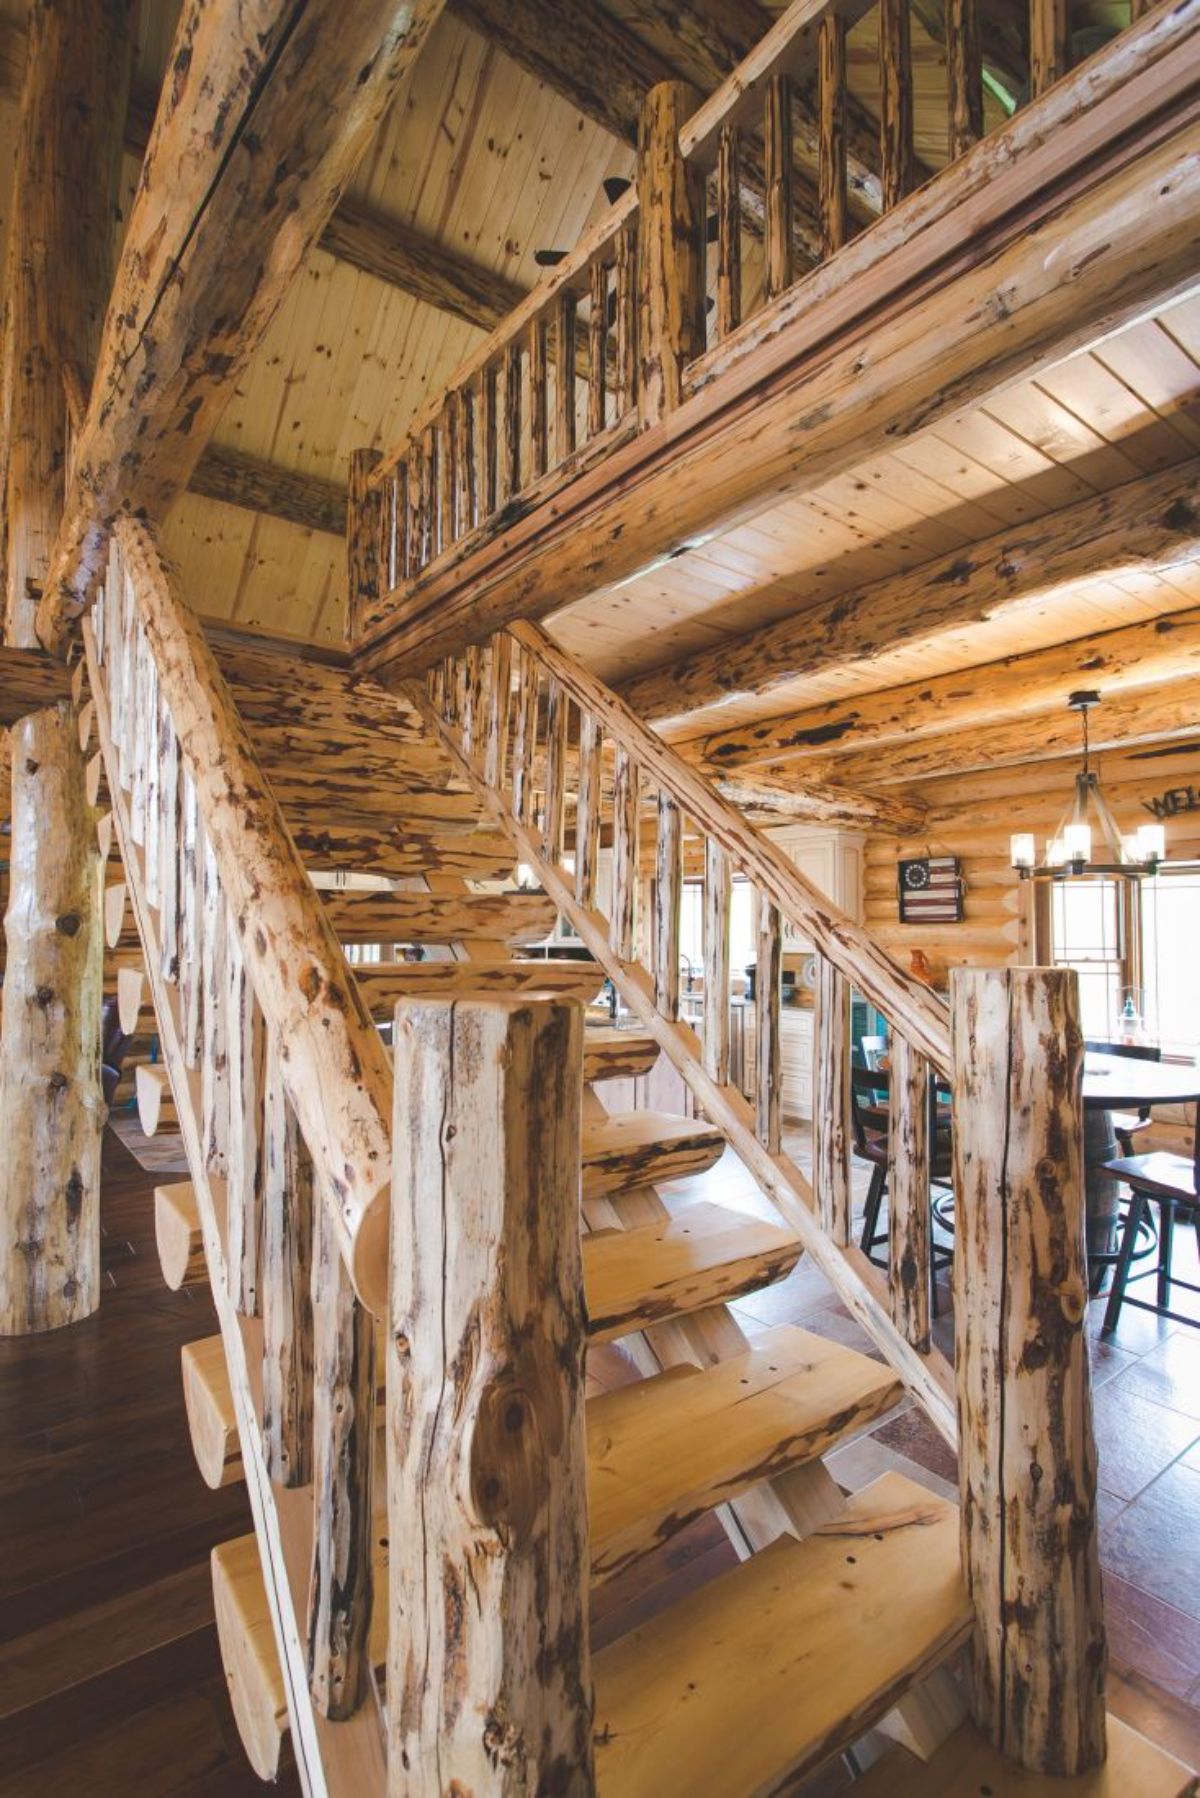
[211,1535,288,1782]
[153,1181,205,1290]
[582,1111,726,1199]
[583,1027,660,1083]
[851,1716,1198,1796]
[582,1201,801,1344]
[320,887,556,946]
[593,1471,971,1798]
[180,1335,242,1490]
[587,1324,903,1583]
[355,959,604,1009]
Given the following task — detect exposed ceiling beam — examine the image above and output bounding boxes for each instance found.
[622,456,1200,727]
[775,680,1200,788]
[0,646,75,724]
[38,0,447,648]
[698,601,1200,772]
[188,444,346,538]
[712,772,926,833]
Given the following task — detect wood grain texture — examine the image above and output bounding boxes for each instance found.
[636,80,705,425]
[888,1034,931,1354]
[582,1111,725,1200]
[813,956,851,1247]
[388,997,592,1794]
[0,648,73,724]
[261,1045,314,1491]
[755,894,783,1154]
[951,966,1105,1775]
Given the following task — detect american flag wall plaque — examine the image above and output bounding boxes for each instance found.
[897,856,964,924]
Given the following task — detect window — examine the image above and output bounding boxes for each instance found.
[1048,871,1200,1054]
[678,876,757,987]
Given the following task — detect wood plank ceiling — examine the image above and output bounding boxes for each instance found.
[2,0,1196,769]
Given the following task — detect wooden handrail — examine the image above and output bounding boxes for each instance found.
[512,619,951,1074]
[110,516,394,1313]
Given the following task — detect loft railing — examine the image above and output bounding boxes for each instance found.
[347,0,1172,663]
[414,621,1111,1776]
[86,517,386,1778]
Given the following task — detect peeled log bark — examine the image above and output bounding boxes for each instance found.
[0,708,104,1332]
[388,996,592,1795]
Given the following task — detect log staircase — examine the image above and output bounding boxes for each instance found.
[78,511,1200,1797]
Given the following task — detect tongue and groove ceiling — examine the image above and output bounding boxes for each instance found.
[0,0,1196,764]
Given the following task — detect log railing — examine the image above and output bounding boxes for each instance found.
[414,618,957,1435]
[86,517,386,1776]
[415,623,1112,1776]
[350,192,640,643]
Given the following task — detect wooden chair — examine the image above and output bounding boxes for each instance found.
[851,1067,954,1313]
[1101,1098,1200,1335]
[1085,1037,1162,1154]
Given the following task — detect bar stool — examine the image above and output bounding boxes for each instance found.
[1101,1097,1200,1335]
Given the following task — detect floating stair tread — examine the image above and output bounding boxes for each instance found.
[320,888,557,947]
[582,1112,726,1199]
[154,1181,205,1290]
[583,1201,801,1344]
[181,1335,242,1490]
[289,820,516,882]
[583,1027,660,1083]
[593,1471,971,1798]
[211,1534,287,1782]
[851,1717,1198,1797]
[356,960,604,1009]
[587,1325,904,1583]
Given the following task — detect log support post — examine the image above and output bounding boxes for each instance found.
[346,447,383,650]
[636,81,706,427]
[951,965,1106,1775]
[388,996,592,1795]
[0,0,133,1335]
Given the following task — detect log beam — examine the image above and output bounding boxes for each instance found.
[713,772,926,833]
[187,444,347,538]
[699,598,1200,773]
[388,996,592,1792]
[0,647,74,725]
[951,965,1104,1774]
[37,0,447,650]
[357,12,1200,677]
[0,0,132,1336]
[622,456,1200,726]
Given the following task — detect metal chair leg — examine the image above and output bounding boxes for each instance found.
[1158,1198,1175,1311]
[859,1164,886,1257]
[1102,1192,1148,1337]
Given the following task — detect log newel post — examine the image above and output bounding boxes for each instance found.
[635,81,706,428]
[951,965,1106,1776]
[346,447,383,650]
[388,995,592,1796]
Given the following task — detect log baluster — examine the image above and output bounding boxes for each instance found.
[575,710,603,909]
[484,632,512,789]
[157,705,181,984]
[388,996,591,1789]
[142,649,161,908]
[947,0,983,159]
[703,837,732,1082]
[226,921,266,1319]
[461,379,479,532]
[951,966,1104,1775]
[529,316,549,479]
[611,746,639,961]
[755,894,782,1153]
[512,651,541,829]
[461,644,483,760]
[818,16,848,258]
[308,1199,376,1720]
[542,676,568,861]
[880,0,914,210]
[716,124,741,338]
[346,447,382,645]
[404,444,421,581]
[179,775,203,1068]
[445,392,462,549]
[129,627,148,843]
[199,834,229,1178]
[555,292,577,463]
[262,1034,314,1489]
[655,792,683,1020]
[482,362,499,517]
[588,258,608,439]
[763,73,794,300]
[615,225,637,412]
[888,1032,931,1352]
[1030,0,1070,98]
[813,956,851,1244]
[421,427,438,568]
[636,80,705,425]
[503,340,521,504]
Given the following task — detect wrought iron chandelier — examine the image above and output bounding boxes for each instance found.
[1010,691,1166,881]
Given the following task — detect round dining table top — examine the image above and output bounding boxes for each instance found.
[1083,1050,1200,1110]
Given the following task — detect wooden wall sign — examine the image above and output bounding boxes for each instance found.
[1143,785,1200,820]
[897,856,964,924]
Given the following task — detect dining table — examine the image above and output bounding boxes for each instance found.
[1082,1049,1200,1290]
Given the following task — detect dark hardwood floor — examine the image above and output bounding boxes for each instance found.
[0,1128,301,1796]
